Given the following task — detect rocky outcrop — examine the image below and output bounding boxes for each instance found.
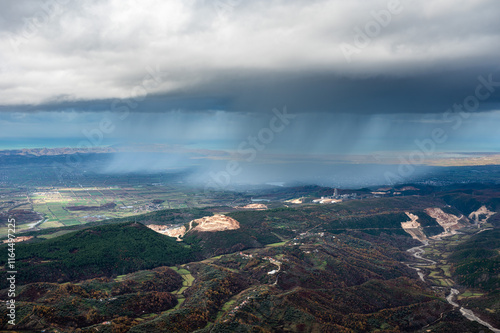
[191,214,240,232]
[425,208,467,238]
[401,212,427,243]
[468,205,496,224]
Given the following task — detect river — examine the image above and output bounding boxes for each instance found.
[407,242,500,333]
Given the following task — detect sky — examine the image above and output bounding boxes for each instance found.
[0,0,499,185]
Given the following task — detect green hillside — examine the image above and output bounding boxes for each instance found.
[0,222,197,288]
[449,229,500,291]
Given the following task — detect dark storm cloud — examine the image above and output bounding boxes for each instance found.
[5,67,499,116]
[172,67,500,114]
[0,0,499,115]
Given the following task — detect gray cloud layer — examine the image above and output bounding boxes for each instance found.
[1,0,500,114]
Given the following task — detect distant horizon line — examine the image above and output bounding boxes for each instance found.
[1,144,499,168]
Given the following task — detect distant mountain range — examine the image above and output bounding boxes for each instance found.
[2,145,499,167]
[0,144,186,157]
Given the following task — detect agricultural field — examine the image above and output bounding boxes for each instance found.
[0,182,215,238]
[30,185,199,221]
[0,152,264,238]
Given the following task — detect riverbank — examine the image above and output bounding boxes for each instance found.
[406,236,500,332]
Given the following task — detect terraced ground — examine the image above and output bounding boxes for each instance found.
[416,227,500,330]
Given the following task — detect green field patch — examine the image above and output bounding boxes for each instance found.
[429,271,442,278]
[175,286,188,295]
[140,313,157,320]
[222,299,236,311]
[434,279,451,287]
[114,275,127,282]
[210,255,224,260]
[441,265,451,277]
[216,299,237,320]
[41,221,64,229]
[61,220,81,226]
[0,224,33,237]
[119,270,156,283]
[184,274,195,285]
[265,241,287,247]
[170,267,194,296]
[46,202,64,206]
[171,267,190,275]
[459,290,485,299]
[443,279,454,286]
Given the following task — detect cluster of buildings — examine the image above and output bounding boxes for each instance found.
[238,252,254,259]
[98,297,117,302]
[303,249,319,254]
[129,201,163,213]
[263,256,281,266]
[312,189,357,204]
[295,232,325,239]
[292,231,332,244]
[237,252,282,275]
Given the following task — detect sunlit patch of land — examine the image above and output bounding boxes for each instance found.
[0,183,220,238]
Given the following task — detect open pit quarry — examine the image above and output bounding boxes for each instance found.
[400,212,428,243]
[468,205,496,224]
[146,224,187,241]
[401,208,472,242]
[147,214,241,241]
[425,207,468,238]
[190,214,240,232]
